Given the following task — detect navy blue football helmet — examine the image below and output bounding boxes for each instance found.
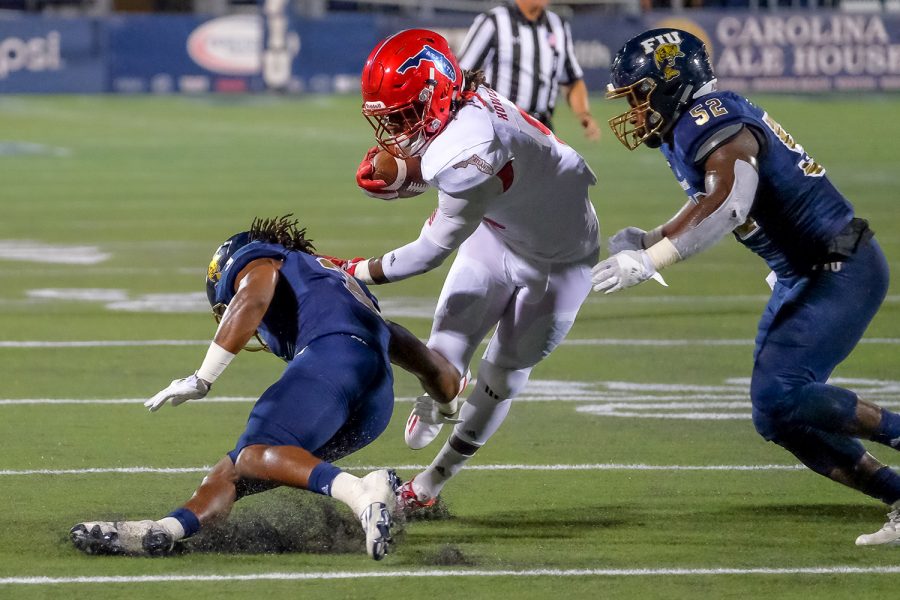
[607,29,716,150]
[205,231,251,311]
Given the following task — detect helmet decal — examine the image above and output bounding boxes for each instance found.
[397,45,457,80]
[654,43,685,82]
[205,232,251,309]
[207,256,221,283]
[638,30,683,54]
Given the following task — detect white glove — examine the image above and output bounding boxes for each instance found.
[607,227,646,254]
[404,395,462,450]
[592,250,668,294]
[144,373,211,412]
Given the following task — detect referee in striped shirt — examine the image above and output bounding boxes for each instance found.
[457,0,600,140]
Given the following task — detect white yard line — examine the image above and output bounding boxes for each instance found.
[3,337,900,348]
[2,566,900,585]
[0,463,806,476]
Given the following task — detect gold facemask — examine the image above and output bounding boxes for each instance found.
[605,78,662,151]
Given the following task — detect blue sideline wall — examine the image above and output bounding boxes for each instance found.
[1,10,898,93]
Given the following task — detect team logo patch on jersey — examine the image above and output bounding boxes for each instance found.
[398,45,456,81]
[654,43,685,82]
[452,154,494,175]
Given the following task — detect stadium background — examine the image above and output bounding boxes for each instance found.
[2,1,900,598]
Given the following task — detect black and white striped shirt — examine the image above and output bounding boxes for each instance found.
[457,2,584,127]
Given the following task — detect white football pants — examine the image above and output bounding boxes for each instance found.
[427,223,596,448]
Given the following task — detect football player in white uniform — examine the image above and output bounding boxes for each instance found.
[346,29,600,509]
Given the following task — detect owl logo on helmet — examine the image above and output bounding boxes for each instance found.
[205,231,251,311]
[361,29,464,158]
[606,28,716,150]
[653,43,685,82]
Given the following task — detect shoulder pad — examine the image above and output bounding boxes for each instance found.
[693,123,744,165]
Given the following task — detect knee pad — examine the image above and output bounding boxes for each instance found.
[749,366,801,433]
[769,425,866,477]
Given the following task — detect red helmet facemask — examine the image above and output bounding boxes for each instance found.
[361,29,463,158]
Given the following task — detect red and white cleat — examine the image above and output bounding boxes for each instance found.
[396,477,437,511]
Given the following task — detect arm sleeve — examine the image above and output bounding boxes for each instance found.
[380,192,487,282]
[458,12,496,71]
[669,159,759,260]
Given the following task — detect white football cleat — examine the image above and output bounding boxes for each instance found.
[856,509,900,546]
[405,371,470,450]
[70,520,175,557]
[356,469,399,560]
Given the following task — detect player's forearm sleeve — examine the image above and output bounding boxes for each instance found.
[669,159,759,261]
[381,206,480,282]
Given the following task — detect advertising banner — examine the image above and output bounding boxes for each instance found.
[633,12,900,92]
[106,14,266,93]
[0,17,105,93]
[568,11,900,93]
[104,12,379,94]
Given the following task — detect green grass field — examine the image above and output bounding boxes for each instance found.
[2,92,900,599]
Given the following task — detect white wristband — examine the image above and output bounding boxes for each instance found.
[353,259,374,284]
[645,237,682,270]
[196,342,235,384]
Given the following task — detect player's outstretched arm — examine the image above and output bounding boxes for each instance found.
[647,128,761,253]
[145,258,280,412]
[386,320,461,405]
[211,258,281,353]
[593,128,761,294]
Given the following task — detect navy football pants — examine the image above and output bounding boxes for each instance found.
[750,238,889,475]
[228,333,394,464]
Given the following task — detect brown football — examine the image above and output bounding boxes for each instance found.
[372,150,428,198]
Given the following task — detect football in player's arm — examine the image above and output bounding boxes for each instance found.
[598,28,900,545]
[70,216,462,561]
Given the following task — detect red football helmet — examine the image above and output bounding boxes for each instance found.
[362,29,463,158]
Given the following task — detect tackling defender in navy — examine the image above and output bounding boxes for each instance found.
[70,216,461,561]
[594,28,900,545]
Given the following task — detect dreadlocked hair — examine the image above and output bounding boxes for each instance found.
[248,214,316,254]
[462,69,489,93]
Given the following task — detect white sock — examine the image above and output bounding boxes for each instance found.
[156,517,186,541]
[416,443,473,500]
[330,472,364,515]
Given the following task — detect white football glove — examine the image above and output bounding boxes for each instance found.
[404,371,471,450]
[404,396,462,450]
[144,373,211,412]
[607,226,646,254]
[591,250,668,294]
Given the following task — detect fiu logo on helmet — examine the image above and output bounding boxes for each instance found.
[398,45,456,80]
[640,31,685,82]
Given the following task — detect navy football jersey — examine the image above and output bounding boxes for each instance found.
[660,91,854,279]
[213,241,390,362]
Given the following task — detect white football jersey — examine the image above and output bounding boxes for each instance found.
[420,85,600,264]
